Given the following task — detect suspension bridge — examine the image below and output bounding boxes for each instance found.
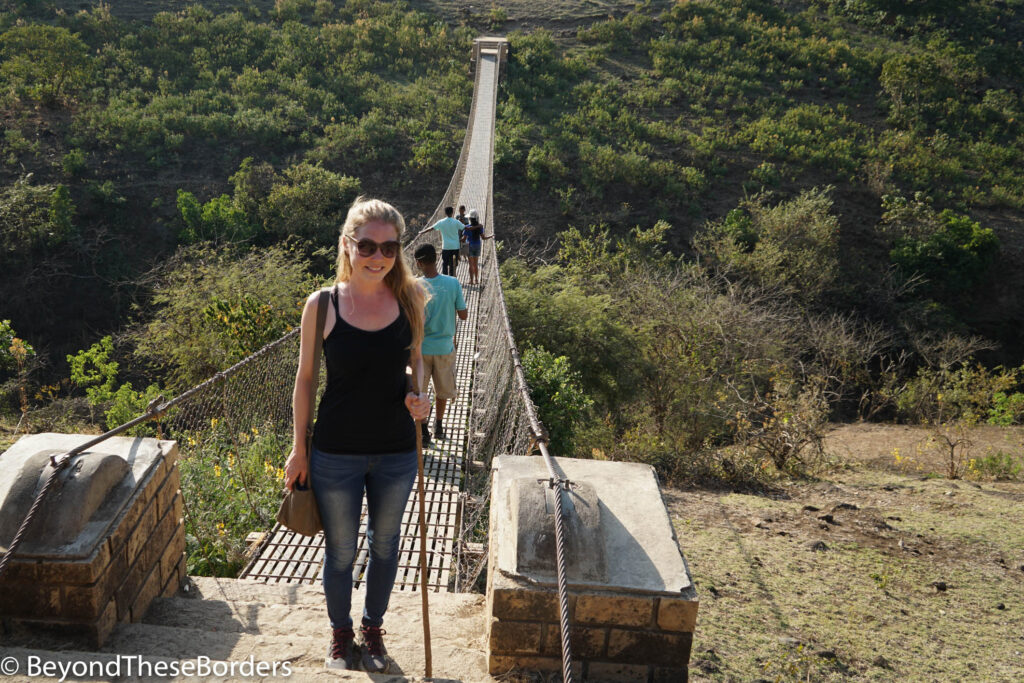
[0,36,697,682]
[239,38,511,592]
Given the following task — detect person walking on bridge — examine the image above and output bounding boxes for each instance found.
[416,206,463,276]
[414,243,467,442]
[462,208,493,286]
[285,197,430,674]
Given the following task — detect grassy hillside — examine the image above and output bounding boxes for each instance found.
[2,0,1024,474]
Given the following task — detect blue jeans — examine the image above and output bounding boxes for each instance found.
[310,445,418,629]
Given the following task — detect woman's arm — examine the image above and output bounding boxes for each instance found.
[284,291,321,490]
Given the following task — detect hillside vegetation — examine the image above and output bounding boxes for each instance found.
[2,0,1024,584]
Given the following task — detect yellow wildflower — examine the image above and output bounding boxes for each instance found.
[217,522,226,536]
[214,464,222,477]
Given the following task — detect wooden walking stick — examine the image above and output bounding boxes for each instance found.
[413,361,433,678]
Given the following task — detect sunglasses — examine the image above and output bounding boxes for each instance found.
[349,237,400,258]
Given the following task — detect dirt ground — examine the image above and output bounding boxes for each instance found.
[665,423,1024,682]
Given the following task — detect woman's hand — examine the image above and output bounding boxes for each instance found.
[284,448,308,491]
[405,392,431,421]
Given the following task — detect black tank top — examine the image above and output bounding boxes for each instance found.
[312,287,416,454]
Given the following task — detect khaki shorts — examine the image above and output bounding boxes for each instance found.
[423,352,457,399]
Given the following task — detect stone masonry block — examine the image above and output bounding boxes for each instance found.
[657,596,698,633]
[576,594,654,628]
[140,496,178,574]
[154,466,179,519]
[160,554,184,598]
[159,525,185,589]
[124,498,157,567]
[541,623,608,659]
[114,545,152,621]
[60,583,108,620]
[130,560,163,622]
[2,539,111,585]
[607,629,693,667]
[586,661,650,682]
[489,619,543,655]
[492,587,568,622]
[0,581,61,618]
[488,655,565,676]
[105,480,152,560]
[94,543,129,612]
[94,597,118,648]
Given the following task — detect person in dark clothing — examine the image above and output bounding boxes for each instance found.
[462,208,493,286]
[285,197,430,674]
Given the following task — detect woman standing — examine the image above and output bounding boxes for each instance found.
[285,197,430,673]
[462,208,493,286]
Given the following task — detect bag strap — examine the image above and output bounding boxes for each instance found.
[305,288,331,461]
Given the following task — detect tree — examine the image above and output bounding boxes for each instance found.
[0,25,93,105]
[695,187,840,305]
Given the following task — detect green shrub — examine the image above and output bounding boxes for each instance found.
[260,163,361,243]
[880,194,999,298]
[133,243,316,389]
[522,347,593,457]
[179,421,290,576]
[969,451,1023,482]
[177,190,256,244]
[62,148,88,177]
[988,392,1024,426]
[0,24,94,104]
[695,187,840,304]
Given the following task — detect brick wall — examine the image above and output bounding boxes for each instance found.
[0,443,185,646]
[487,579,697,682]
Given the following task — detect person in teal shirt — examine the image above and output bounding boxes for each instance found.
[413,243,467,442]
[416,206,464,276]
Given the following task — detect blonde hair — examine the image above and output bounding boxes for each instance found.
[336,196,426,351]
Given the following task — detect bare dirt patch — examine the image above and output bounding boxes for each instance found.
[665,423,1024,681]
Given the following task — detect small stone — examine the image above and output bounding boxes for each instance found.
[802,505,820,512]
[873,655,891,668]
[818,514,836,524]
[944,490,954,496]
[819,523,830,530]
[810,541,829,552]
[997,603,1006,610]
[933,581,948,592]
[833,502,859,511]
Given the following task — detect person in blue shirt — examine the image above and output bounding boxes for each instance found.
[415,206,464,277]
[413,243,468,442]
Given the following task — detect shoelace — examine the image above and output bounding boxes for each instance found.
[361,626,387,656]
[331,628,354,659]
